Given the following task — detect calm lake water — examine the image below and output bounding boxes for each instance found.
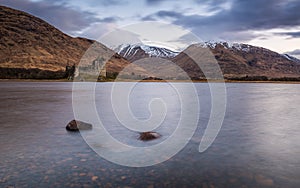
[0,82,299,188]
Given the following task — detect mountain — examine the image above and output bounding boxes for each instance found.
[115,44,179,62]
[113,41,300,80]
[281,53,300,63]
[172,41,300,80]
[0,5,130,79]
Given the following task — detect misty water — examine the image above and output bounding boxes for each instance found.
[0,82,300,187]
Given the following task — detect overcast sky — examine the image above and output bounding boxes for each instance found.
[1,0,300,57]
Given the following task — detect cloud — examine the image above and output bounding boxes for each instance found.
[99,16,120,23]
[145,0,168,5]
[77,23,117,40]
[97,0,126,6]
[179,0,299,31]
[155,10,183,19]
[78,0,127,7]
[286,49,300,55]
[275,31,300,38]
[100,29,141,48]
[141,15,156,21]
[142,0,300,41]
[218,31,259,42]
[0,0,100,35]
[141,10,183,22]
[193,0,232,12]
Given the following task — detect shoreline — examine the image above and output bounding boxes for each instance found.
[1,79,300,84]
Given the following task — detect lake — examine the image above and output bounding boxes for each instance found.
[0,82,299,187]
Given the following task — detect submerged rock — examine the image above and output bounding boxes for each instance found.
[139,132,160,141]
[255,174,274,186]
[66,120,92,131]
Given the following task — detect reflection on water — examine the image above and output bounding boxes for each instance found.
[0,82,300,187]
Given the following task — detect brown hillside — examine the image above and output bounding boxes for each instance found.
[173,42,300,79]
[0,5,130,74]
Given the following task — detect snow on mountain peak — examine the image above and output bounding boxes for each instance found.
[115,43,179,59]
[282,54,300,63]
[195,41,251,52]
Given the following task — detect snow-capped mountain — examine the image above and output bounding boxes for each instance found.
[172,41,300,79]
[195,41,252,52]
[112,41,300,80]
[196,41,300,63]
[115,44,179,62]
[281,53,300,63]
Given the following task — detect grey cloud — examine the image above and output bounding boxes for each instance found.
[223,0,300,29]
[275,31,300,38]
[80,0,127,7]
[156,10,183,19]
[167,33,200,49]
[78,23,114,40]
[218,31,259,42]
[99,17,120,23]
[141,10,183,22]
[143,0,300,41]
[145,0,166,5]
[286,49,300,55]
[99,0,125,6]
[175,0,291,31]
[194,0,233,12]
[43,0,127,6]
[141,15,156,21]
[0,0,100,35]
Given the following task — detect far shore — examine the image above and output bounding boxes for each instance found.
[1,78,300,84]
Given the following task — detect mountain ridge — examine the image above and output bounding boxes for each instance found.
[174,41,300,79]
[0,5,93,71]
[115,44,179,62]
[116,41,300,63]
[113,41,300,80]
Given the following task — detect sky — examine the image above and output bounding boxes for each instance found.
[1,0,300,57]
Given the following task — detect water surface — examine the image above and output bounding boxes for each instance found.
[0,82,299,187]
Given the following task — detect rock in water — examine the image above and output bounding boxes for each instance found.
[255,174,274,186]
[66,120,92,131]
[139,132,160,141]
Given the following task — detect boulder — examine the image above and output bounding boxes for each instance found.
[66,120,92,131]
[139,131,160,141]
